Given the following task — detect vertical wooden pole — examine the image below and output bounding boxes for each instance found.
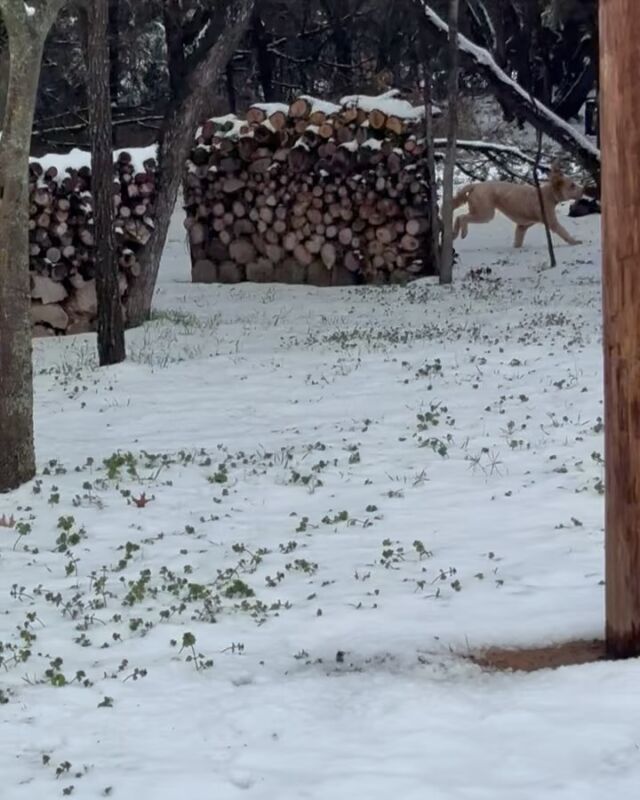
[418,52,441,277]
[439,0,460,285]
[600,0,640,659]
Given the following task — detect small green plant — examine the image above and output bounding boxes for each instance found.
[380,539,404,568]
[175,632,214,671]
[286,559,318,575]
[97,696,114,708]
[208,464,228,484]
[55,516,86,553]
[223,579,255,599]
[44,657,67,687]
[12,520,32,550]
[122,570,153,606]
[321,510,349,525]
[103,451,139,481]
[413,540,433,560]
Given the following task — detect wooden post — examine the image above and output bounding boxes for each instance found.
[439,0,460,285]
[600,0,640,658]
[418,51,441,278]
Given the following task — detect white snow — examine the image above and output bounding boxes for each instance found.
[300,95,342,116]
[249,102,291,117]
[196,114,246,141]
[1,202,627,799]
[30,146,158,177]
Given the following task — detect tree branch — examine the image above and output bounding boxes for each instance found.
[415,0,600,176]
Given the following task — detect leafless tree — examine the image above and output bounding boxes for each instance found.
[126,0,256,326]
[439,0,460,285]
[0,0,65,492]
[85,0,126,364]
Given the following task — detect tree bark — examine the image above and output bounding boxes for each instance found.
[0,0,64,492]
[126,0,255,328]
[86,0,125,366]
[419,48,440,277]
[251,7,276,102]
[440,0,460,285]
[600,0,640,658]
[108,0,121,106]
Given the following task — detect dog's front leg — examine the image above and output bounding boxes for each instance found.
[550,219,582,246]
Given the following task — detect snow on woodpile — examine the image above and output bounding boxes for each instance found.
[340,89,439,121]
[29,145,158,180]
[197,90,441,148]
[27,149,158,337]
[185,93,439,287]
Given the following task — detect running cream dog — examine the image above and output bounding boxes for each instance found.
[452,163,584,247]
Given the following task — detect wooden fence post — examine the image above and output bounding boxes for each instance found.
[600,0,640,658]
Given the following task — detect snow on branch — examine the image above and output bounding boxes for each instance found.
[416,0,600,173]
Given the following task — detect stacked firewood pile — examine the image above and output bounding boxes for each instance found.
[184,91,439,286]
[28,150,157,335]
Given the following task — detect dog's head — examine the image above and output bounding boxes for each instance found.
[549,161,584,202]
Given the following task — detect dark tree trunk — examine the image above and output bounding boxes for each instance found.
[440,0,460,285]
[225,60,237,113]
[163,0,186,102]
[319,0,355,92]
[126,0,256,328]
[418,39,440,277]
[86,0,125,366]
[493,0,506,67]
[108,0,120,106]
[251,8,276,102]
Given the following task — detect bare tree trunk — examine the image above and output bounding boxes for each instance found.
[440,0,460,285]
[251,7,276,102]
[419,54,441,276]
[108,0,121,107]
[0,22,8,124]
[126,0,255,328]
[86,0,125,366]
[0,0,64,492]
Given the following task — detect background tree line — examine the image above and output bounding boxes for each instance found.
[0,0,597,155]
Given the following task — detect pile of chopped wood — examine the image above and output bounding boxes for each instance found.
[184,91,438,286]
[28,150,157,336]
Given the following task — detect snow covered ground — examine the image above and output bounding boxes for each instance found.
[4,206,634,800]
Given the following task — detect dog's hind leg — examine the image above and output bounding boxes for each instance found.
[456,208,495,239]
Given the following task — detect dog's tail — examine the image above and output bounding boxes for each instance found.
[452,184,476,210]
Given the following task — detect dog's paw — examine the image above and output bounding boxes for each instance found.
[570,239,583,246]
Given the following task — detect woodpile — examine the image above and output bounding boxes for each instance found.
[28,150,157,336]
[184,91,439,286]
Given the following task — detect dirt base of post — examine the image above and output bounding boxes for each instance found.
[470,639,607,673]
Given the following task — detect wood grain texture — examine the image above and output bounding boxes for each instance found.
[600,0,640,657]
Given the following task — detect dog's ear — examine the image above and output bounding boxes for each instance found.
[549,160,565,191]
[549,159,563,176]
